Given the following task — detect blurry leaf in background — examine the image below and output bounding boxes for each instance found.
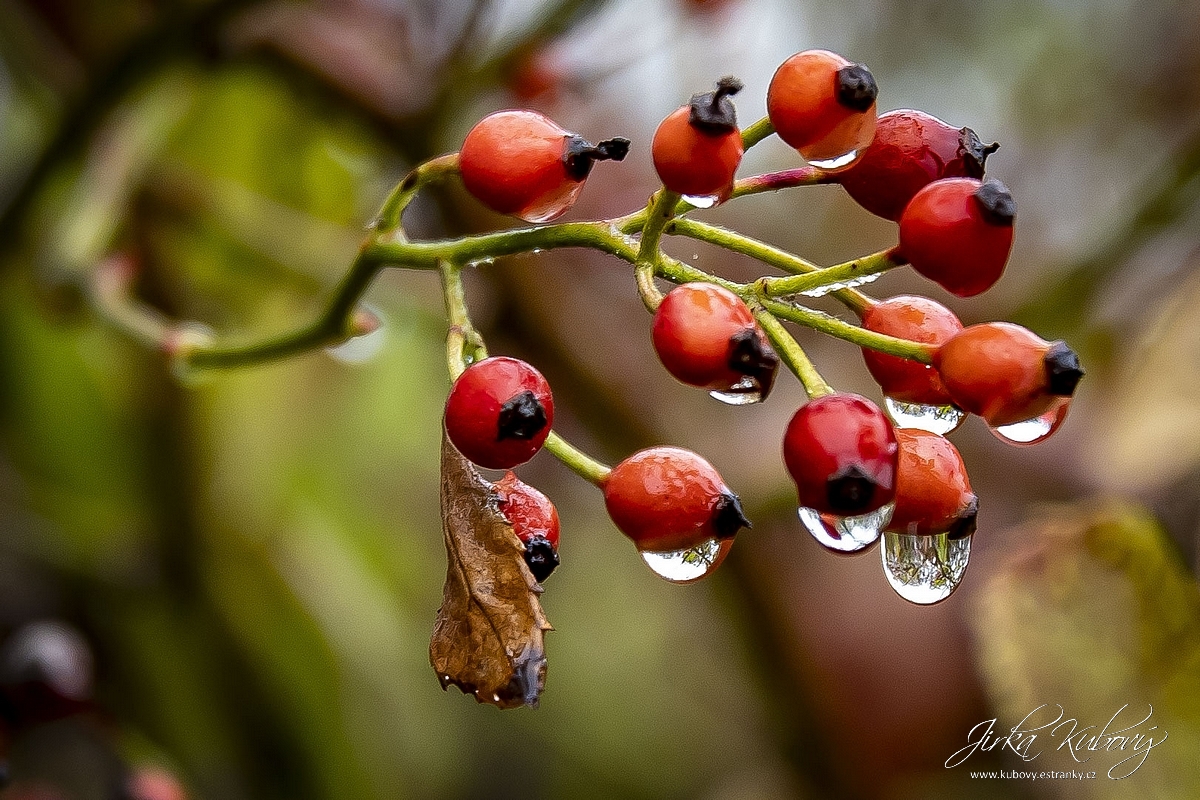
[431,434,550,710]
[971,501,1200,797]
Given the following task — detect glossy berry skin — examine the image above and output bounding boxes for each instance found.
[459,110,629,223]
[652,77,745,197]
[783,394,898,516]
[767,49,878,167]
[652,283,778,400]
[495,472,560,582]
[444,356,554,469]
[933,322,1084,427]
[603,446,750,553]
[837,109,998,220]
[860,295,962,406]
[899,177,1016,297]
[888,429,977,538]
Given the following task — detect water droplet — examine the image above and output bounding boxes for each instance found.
[884,398,965,435]
[709,376,763,405]
[640,538,732,583]
[325,321,386,365]
[465,257,495,268]
[808,149,859,170]
[990,402,1069,446]
[798,503,893,554]
[530,248,544,255]
[439,674,452,688]
[682,193,719,209]
[881,531,970,605]
[492,693,501,702]
[798,272,882,297]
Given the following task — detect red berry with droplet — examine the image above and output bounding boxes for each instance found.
[899,177,1016,297]
[783,393,898,516]
[496,472,560,582]
[933,322,1083,427]
[603,446,750,553]
[459,110,629,223]
[837,109,998,220]
[767,49,878,168]
[888,428,977,537]
[652,283,778,401]
[860,295,962,406]
[652,77,745,197]
[444,356,554,469]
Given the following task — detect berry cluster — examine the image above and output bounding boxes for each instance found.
[435,47,1084,606]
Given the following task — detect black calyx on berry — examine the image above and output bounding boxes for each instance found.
[712,491,751,539]
[947,495,979,541]
[726,327,779,398]
[689,76,744,133]
[834,64,877,112]
[973,179,1016,226]
[563,135,631,180]
[497,390,549,441]
[958,127,1000,179]
[826,464,878,515]
[522,535,559,582]
[1044,341,1085,396]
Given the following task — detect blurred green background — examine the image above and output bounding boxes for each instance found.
[1,0,1199,798]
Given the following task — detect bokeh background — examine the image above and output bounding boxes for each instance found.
[1,0,1200,798]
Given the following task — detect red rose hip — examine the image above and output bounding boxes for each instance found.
[767,49,878,169]
[603,446,749,553]
[444,356,554,469]
[652,77,745,198]
[933,322,1083,428]
[783,393,898,516]
[459,110,629,222]
[888,428,977,538]
[899,177,1016,297]
[837,109,999,220]
[652,283,778,402]
[860,295,962,406]
[496,471,560,582]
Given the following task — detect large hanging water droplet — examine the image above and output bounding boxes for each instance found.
[681,193,719,209]
[798,503,893,554]
[990,402,1069,446]
[798,272,882,297]
[881,531,970,604]
[884,398,965,435]
[709,376,763,405]
[640,538,731,584]
[808,149,859,170]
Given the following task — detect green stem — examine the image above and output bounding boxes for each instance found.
[740,116,776,150]
[665,218,874,313]
[633,189,680,311]
[752,309,831,399]
[184,247,384,369]
[758,296,934,364]
[759,247,907,298]
[543,432,612,486]
[439,260,486,379]
[373,153,460,238]
[367,221,639,267]
[729,166,832,200]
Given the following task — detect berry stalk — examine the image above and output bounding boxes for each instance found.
[753,308,832,398]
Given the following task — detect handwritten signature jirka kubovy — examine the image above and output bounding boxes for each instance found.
[945,704,1167,779]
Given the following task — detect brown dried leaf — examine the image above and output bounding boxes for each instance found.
[430,433,552,709]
